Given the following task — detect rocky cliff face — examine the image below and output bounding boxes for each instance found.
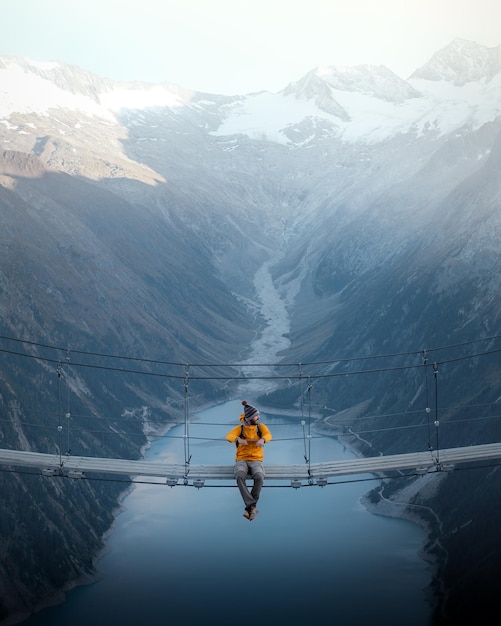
[0,39,500,624]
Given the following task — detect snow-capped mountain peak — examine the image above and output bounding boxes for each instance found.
[289,63,422,104]
[1,39,501,155]
[410,38,501,86]
[214,46,501,146]
[281,69,350,119]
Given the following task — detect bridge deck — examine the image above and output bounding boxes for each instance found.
[0,442,500,485]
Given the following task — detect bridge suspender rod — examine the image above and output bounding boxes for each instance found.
[299,364,313,479]
[56,354,73,469]
[422,350,432,451]
[65,349,71,457]
[299,364,308,464]
[56,362,63,468]
[183,365,191,483]
[433,362,440,465]
[307,376,312,484]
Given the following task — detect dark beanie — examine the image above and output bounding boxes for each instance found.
[242,400,258,421]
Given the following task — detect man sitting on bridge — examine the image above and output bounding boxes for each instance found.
[226,400,272,521]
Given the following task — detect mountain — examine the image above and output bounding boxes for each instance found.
[284,62,422,106]
[411,37,501,85]
[0,38,500,625]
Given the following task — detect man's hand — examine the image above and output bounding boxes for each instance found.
[256,438,265,446]
[236,437,248,445]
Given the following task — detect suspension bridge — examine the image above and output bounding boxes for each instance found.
[0,441,501,488]
[1,333,500,488]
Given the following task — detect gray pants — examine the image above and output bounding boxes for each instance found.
[234,460,265,509]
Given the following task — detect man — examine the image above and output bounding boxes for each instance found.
[226,400,272,521]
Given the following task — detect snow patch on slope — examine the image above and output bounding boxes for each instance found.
[100,85,194,111]
[0,59,194,120]
[213,92,340,144]
[0,62,114,120]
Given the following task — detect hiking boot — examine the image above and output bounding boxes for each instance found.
[248,506,258,521]
[243,508,251,519]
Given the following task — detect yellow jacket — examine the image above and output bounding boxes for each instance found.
[226,414,272,462]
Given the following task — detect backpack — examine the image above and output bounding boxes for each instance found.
[236,422,262,446]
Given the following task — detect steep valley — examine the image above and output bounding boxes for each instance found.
[1,41,501,624]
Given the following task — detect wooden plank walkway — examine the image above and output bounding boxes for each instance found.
[0,442,500,486]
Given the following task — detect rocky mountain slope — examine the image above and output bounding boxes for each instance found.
[0,38,500,624]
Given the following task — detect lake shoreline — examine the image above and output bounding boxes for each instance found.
[338,429,445,616]
[259,402,444,618]
[11,419,180,626]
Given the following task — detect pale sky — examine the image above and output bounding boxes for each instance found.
[2,0,500,94]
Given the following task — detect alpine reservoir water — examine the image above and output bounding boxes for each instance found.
[23,258,432,625]
[24,399,432,626]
